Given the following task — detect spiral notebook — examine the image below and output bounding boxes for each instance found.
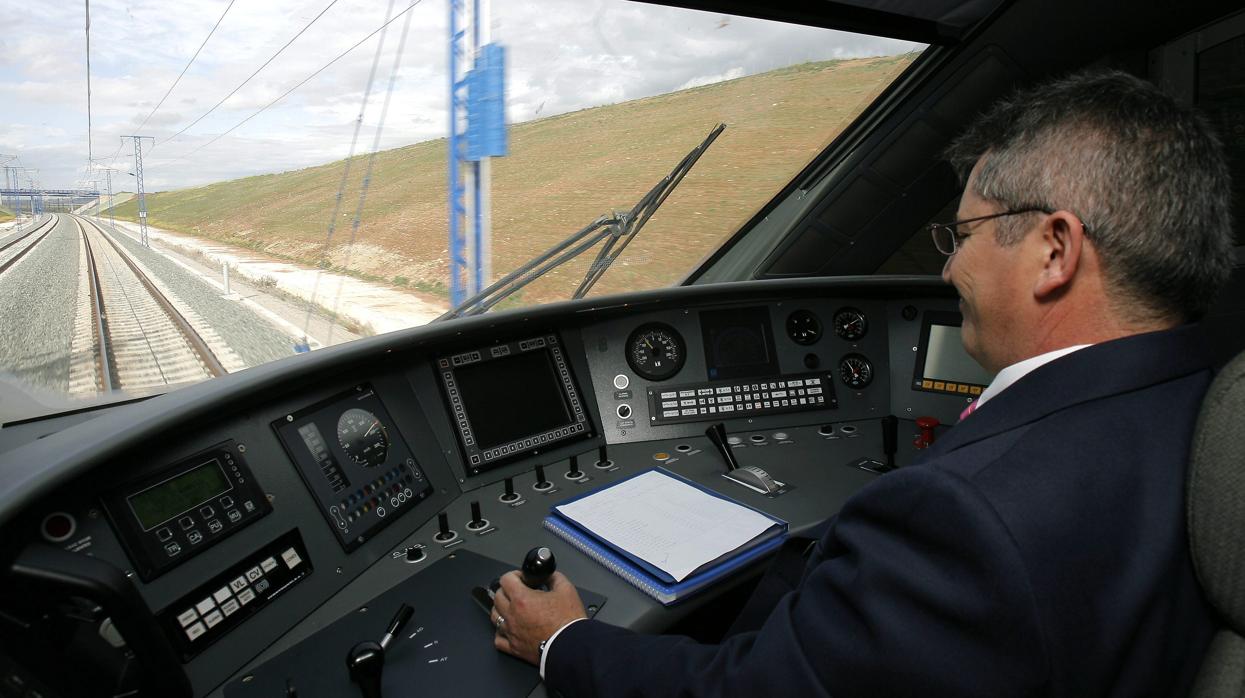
[543,468,787,605]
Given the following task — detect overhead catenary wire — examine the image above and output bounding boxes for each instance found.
[324,0,416,345]
[97,0,238,172]
[85,0,93,165]
[137,0,238,136]
[159,0,342,148]
[166,0,425,162]
[301,0,403,343]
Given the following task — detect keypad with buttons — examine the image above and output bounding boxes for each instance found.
[649,372,838,425]
[159,530,311,662]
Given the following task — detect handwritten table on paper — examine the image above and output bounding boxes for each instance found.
[554,470,776,582]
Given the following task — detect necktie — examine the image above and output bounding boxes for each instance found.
[959,400,978,422]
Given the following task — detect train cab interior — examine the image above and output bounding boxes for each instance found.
[1,0,1244,696]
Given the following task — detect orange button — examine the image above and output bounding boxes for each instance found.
[958,384,969,393]
[921,380,933,389]
[945,382,958,392]
[969,386,982,395]
[933,382,945,391]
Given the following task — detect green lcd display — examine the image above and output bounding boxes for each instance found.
[128,460,231,530]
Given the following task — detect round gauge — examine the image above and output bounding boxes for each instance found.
[786,309,822,345]
[833,307,868,342]
[337,408,389,468]
[839,354,874,389]
[626,323,686,381]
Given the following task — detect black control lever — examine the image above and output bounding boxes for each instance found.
[346,604,413,698]
[705,423,740,471]
[705,423,782,494]
[881,415,898,470]
[594,443,613,469]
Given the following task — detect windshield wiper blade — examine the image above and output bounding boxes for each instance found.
[439,123,725,321]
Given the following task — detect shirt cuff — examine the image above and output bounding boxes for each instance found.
[539,617,588,680]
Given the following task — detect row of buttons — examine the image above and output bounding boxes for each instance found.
[344,485,416,522]
[339,467,411,511]
[919,379,983,395]
[659,378,822,401]
[662,386,823,410]
[175,547,303,642]
[158,497,257,558]
[475,422,584,463]
[663,395,826,418]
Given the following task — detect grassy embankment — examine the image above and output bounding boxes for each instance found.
[111,54,915,305]
[0,206,13,223]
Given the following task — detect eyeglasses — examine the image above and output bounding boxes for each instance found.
[928,207,1052,256]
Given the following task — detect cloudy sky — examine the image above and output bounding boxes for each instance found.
[0,0,921,191]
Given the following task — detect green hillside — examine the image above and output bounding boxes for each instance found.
[0,207,12,223]
[113,54,915,304]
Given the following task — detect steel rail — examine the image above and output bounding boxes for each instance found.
[0,214,57,255]
[0,214,60,275]
[75,215,226,378]
[77,218,118,393]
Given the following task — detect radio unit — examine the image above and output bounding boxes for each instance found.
[102,441,271,582]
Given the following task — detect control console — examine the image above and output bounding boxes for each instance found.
[101,440,271,581]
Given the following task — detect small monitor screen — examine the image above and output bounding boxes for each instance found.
[440,335,591,474]
[455,349,573,450]
[925,325,993,386]
[913,312,994,396]
[128,459,231,531]
[700,306,779,381]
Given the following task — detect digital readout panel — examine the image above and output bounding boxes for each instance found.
[274,385,433,553]
[438,334,592,475]
[128,459,232,531]
[911,311,995,397]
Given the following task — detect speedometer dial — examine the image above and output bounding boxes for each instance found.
[833,307,868,341]
[337,408,389,468]
[838,354,874,389]
[626,323,686,381]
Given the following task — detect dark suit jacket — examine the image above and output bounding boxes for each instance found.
[545,326,1216,697]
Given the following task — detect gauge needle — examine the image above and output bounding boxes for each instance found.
[365,421,380,436]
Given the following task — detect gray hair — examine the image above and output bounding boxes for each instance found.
[946,69,1233,322]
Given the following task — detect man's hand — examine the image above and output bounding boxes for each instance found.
[491,570,587,665]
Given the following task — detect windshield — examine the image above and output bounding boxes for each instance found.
[0,0,923,422]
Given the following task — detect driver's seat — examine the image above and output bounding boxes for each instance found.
[1188,348,1245,696]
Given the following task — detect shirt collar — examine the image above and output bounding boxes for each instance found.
[975,344,1092,408]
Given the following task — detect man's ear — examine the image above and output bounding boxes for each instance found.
[1033,211,1085,299]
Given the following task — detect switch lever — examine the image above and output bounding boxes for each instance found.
[521,546,556,590]
[881,415,898,470]
[706,423,782,494]
[705,423,740,471]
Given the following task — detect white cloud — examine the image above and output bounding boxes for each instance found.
[0,0,922,189]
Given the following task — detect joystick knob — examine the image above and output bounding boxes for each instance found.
[346,641,385,698]
[566,455,583,480]
[521,546,556,589]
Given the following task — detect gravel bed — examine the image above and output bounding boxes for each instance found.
[98,220,297,369]
[0,216,80,393]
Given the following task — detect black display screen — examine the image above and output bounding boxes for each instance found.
[911,311,994,396]
[128,459,231,531]
[700,306,780,380]
[455,348,573,450]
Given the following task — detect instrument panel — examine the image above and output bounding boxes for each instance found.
[1,278,989,698]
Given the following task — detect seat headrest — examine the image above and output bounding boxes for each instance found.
[1189,349,1245,632]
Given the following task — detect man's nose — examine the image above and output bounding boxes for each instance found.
[941,253,954,282]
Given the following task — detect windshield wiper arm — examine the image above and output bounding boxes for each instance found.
[439,123,725,321]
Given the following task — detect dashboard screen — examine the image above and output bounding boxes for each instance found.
[456,349,572,449]
[912,311,994,396]
[700,306,779,381]
[127,459,231,530]
[438,334,591,474]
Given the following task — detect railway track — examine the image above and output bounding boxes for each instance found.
[0,214,60,275]
[72,215,231,394]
